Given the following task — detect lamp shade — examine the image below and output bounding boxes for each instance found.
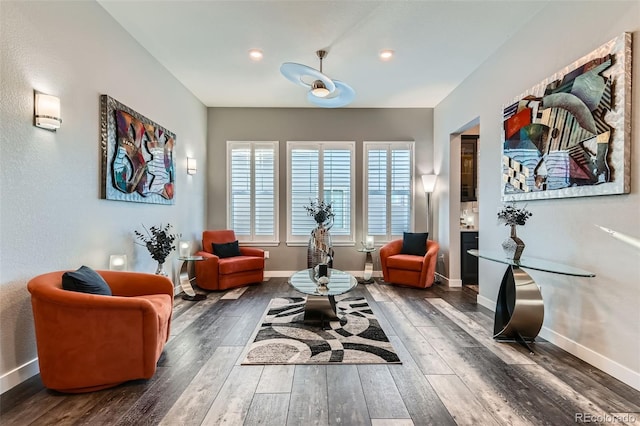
[34,92,61,130]
[179,241,191,257]
[187,157,197,175]
[109,255,127,271]
[421,174,437,193]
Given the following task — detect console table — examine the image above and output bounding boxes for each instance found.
[468,249,595,351]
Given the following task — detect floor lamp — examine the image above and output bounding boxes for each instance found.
[421,174,437,233]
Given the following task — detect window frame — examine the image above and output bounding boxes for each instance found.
[226,141,280,246]
[286,141,356,246]
[363,141,415,243]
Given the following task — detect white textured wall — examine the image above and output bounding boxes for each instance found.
[434,1,640,388]
[0,1,207,392]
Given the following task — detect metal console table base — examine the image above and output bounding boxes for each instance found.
[468,249,595,354]
[494,265,543,352]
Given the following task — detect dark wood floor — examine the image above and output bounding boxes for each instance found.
[2,278,639,425]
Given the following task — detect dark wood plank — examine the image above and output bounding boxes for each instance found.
[245,393,290,426]
[327,365,370,425]
[357,365,410,420]
[386,336,457,425]
[287,365,328,426]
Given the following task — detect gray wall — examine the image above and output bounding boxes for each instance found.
[207,108,434,272]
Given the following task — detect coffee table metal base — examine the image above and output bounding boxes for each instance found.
[303,295,338,322]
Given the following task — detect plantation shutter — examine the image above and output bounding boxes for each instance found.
[228,141,278,243]
[323,149,352,236]
[254,145,275,236]
[230,144,251,236]
[364,142,414,241]
[367,148,387,236]
[287,142,355,244]
[390,148,412,235]
[290,148,319,236]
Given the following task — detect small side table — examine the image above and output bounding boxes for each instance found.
[178,256,207,301]
[357,248,377,284]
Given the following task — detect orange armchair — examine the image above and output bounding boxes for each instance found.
[194,230,265,291]
[27,270,173,393]
[380,239,440,288]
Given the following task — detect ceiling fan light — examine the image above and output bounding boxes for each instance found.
[311,80,330,98]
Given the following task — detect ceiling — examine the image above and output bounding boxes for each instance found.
[97,1,549,108]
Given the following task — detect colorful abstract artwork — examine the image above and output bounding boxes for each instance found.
[100,95,176,204]
[502,33,631,201]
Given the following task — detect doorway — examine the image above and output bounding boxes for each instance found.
[448,121,480,291]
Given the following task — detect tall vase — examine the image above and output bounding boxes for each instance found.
[307,225,333,269]
[155,261,168,276]
[502,225,525,261]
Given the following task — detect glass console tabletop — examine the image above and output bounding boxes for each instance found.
[467,249,595,277]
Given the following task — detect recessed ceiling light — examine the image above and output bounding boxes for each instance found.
[379,50,394,61]
[249,49,263,61]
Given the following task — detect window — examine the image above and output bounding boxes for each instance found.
[364,142,414,242]
[287,141,355,245]
[227,141,279,245]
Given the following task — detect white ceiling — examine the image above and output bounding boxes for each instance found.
[97,1,549,108]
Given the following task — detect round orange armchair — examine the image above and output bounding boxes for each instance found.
[379,239,440,288]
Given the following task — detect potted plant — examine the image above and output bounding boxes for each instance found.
[497,203,533,260]
[135,223,180,275]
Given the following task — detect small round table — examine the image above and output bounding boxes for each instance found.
[178,256,207,301]
[357,248,377,284]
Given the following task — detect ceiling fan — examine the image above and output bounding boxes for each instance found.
[280,50,355,108]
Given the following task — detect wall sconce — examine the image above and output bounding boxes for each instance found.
[34,91,62,131]
[109,254,127,271]
[187,157,197,175]
[179,241,191,257]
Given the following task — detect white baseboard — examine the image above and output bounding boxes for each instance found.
[434,273,462,288]
[476,294,495,311]
[538,327,640,391]
[0,358,39,394]
[473,293,639,391]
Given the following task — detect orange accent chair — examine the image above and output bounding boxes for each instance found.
[27,270,173,393]
[195,230,265,291]
[379,239,440,288]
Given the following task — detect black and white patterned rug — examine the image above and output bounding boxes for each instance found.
[242,296,401,365]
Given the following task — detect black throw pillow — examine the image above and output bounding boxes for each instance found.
[401,232,429,256]
[212,240,241,258]
[62,265,112,296]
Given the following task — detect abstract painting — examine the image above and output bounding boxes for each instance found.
[100,95,176,204]
[502,33,631,201]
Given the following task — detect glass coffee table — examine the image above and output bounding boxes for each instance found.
[288,268,358,324]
